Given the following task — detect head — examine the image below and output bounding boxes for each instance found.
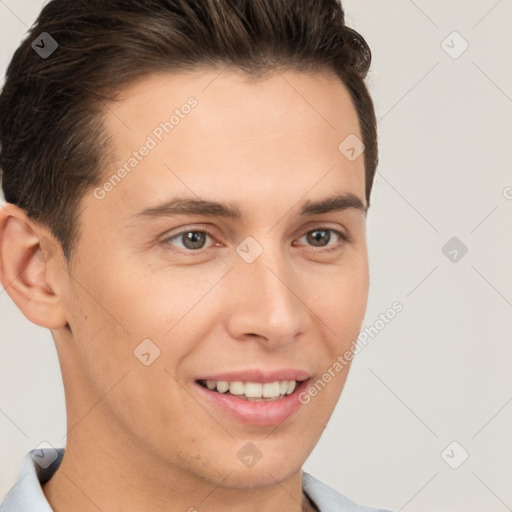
[0,0,377,492]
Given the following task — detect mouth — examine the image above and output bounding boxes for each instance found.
[196,378,306,402]
[193,374,312,427]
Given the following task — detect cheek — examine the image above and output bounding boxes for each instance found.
[65,261,219,390]
[305,257,369,338]
[65,286,132,393]
[299,263,368,420]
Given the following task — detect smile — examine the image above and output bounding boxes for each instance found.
[194,371,312,426]
[197,379,298,401]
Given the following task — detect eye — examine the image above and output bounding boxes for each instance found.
[294,227,349,251]
[163,229,216,252]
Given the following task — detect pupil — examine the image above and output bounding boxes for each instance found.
[183,231,206,250]
[308,229,330,247]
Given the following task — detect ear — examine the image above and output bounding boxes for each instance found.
[0,202,69,329]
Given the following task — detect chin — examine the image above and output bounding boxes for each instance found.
[218,462,303,490]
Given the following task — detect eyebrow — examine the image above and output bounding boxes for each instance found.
[129,192,367,221]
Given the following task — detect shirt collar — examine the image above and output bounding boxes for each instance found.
[0,447,64,512]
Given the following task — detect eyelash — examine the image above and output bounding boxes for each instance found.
[162,226,351,255]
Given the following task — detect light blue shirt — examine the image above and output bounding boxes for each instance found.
[0,448,393,512]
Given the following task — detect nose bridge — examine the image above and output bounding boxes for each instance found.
[227,237,305,344]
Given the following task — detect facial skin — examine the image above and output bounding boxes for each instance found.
[0,67,368,512]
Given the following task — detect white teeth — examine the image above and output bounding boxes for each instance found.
[287,380,296,394]
[202,379,299,399]
[216,381,229,393]
[229,381,245,395]
[244,382,263,398]
[262,381,280,397]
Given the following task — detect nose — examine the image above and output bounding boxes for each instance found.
[224,240,306,349]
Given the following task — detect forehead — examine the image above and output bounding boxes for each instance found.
[93,67,365,222]
[106,66,362,148]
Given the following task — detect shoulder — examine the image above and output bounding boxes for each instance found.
[302,471,394,512]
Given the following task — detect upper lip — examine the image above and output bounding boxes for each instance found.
[196,369,311,384]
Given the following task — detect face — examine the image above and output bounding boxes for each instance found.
[49,67,369,488]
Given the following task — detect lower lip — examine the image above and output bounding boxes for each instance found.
[194,380,310,427]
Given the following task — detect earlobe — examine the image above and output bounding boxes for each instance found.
[0,202,69,329]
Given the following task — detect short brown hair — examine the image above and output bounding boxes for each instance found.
[0,0,378,263]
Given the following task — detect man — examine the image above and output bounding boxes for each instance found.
[0,1,392,511]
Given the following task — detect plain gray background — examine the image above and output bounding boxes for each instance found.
[1,1,511,511]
